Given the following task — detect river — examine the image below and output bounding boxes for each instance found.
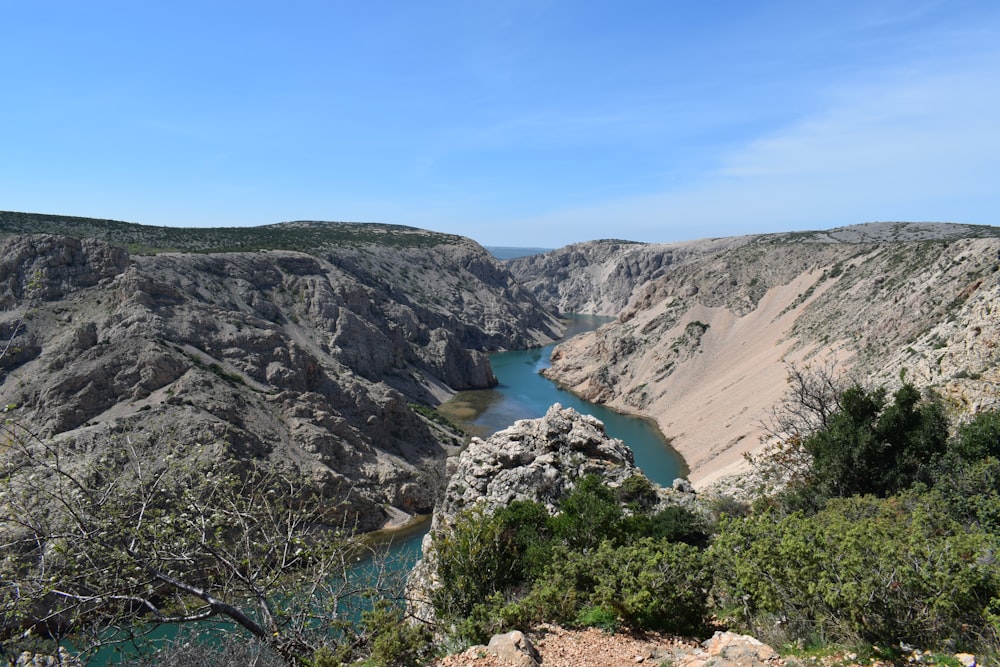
[439,314,685,486]
[389,314,685,559]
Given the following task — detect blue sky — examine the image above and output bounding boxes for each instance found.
[2,1,998,247]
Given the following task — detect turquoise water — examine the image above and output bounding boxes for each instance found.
[448,314,685,487]
[377,314,686,581]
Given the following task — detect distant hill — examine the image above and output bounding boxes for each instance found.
[0,211,464,254]
[486,246,553,260]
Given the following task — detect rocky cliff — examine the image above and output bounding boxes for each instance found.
[508,236,757,316]
[0,214,561,530]
[509,222,1000,489]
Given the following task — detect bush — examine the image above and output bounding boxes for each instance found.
[588,538,710,634]
[616,474,659,511]
[929,456,1000,533]
[803,383,949,501]
[494,500,554,584]
[515,538,710,635]
[430,506,512,624]
[360,600,434,667]
[954,411,1000,461]
[710,493,1000,650]
[550,474,622,550]
[621,505,710,548]
[430,473,715,642]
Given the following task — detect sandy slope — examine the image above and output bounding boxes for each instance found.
[550,272,843,487]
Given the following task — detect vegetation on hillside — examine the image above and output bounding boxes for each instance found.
[5,364,1000,664]
[0,210,463,254]
[430,374,1000,660]
[430,474,712,644]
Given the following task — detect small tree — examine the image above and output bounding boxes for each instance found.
[754,364,950,510]
[804,383,949,500]
[0,425,411,665]
[748,362,846,495]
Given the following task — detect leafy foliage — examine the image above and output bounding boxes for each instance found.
[772,382,949,511]
[808,383,948,496]
[731,372,1000,653]
[711,493,1000,650]
[430,474,712,643]
[429,506,514,628]
[430,375,1000,658]
[525,538,710,635]
[953,410,1000,462]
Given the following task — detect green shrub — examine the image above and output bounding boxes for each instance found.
[710,493,1000,650]
[430,474,715,642]
[574,605,620,633]
[587,538,710,634]
[509,538,710,636]
[621,505,710,548]
[954,411,1000,461]
[494,500,554,583]
[360,600,433,667]
[550,474,622,550]
[617,473,659,511]
[430,506,512,623]
[803,383,948,501]
[928,456,1000,532]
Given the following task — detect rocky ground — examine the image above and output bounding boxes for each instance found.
[431,625,972,667]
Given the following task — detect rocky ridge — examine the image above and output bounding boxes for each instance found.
[508,222,1000,489]
[0,216,561,530]
[508,236,755,316]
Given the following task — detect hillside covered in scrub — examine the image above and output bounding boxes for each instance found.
[412,380,1000,666]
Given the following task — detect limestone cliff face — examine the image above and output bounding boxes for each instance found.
[510,223,1000,489]
[0,223,561,531]
[507,236,755,315]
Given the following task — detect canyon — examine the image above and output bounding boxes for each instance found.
[0,212,560,532]
[3,213,1000,527]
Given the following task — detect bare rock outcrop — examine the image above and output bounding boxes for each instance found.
[437,403,640,517]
